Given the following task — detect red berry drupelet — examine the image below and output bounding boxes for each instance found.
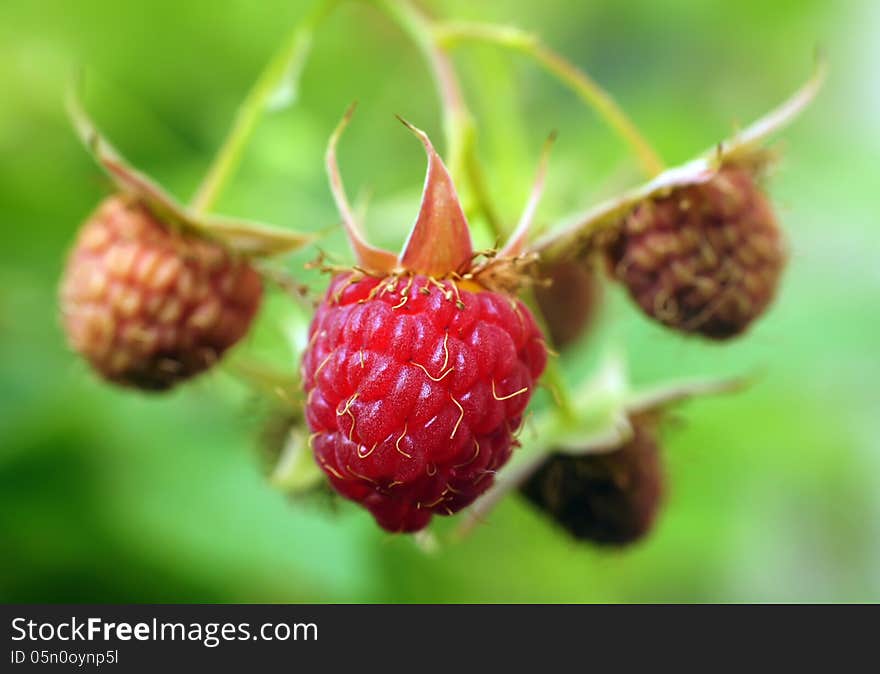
[60,195,262,390]
[304,273,547,532]
[304,110,550,532]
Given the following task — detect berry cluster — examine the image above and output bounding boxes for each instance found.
[57,1,821,540]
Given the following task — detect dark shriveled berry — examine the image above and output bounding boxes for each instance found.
[606,166,785,339]
[59,196,262,390]
[520,418,663,546]
[302,272,548,533]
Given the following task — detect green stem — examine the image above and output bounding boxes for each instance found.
[191,0,338,214]
[370,0,504,239]
[542,358,578,424]
[437,21,666,178]
[522,289,577,424]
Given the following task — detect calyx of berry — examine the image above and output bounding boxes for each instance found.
[325,104,550,283]
[68,93,314,257]
[533,59,826,262]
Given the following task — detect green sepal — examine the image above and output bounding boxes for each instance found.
[533,58,826,262]
[454,352,748,539]
[68,90,315,257]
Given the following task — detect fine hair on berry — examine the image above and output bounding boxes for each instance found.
[302,272,547,532]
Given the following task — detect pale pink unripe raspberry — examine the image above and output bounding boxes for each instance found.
[60,195,262,390]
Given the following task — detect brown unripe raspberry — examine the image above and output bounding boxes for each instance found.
[520,417,663,546]
[533,259,602,350]
[606,166,785,339]
[59,195,262,390]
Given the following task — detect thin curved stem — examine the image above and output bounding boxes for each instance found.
[191,0,339,214]
[371,0,504,238]
[542,358,578,425]
[521,290,577,424]
[436,21,666,178]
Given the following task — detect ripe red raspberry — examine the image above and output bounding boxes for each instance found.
[520,415,663,545]
[303,273,547,532]
[311,109,552,532]
[533,259,602,350]
[606,166,785,339]
[59,195,262,390]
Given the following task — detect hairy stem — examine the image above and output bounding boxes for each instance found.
[191,0,338,214]
[437,21,666,178]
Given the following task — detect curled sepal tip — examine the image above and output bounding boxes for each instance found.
[68,90,313,257]
[325,103,398,273]
[718,54,827,163]
[533,57,826,262]
[67,88,186,224]
[396,116,474,277]
[532,155,717,259]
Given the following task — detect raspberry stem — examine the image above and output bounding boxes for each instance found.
[522,290,577,424]
[435,21,666,179]
[530,59,826,263]
[191,0,339,214]
[454,368,749,540]
[371,0,504,239]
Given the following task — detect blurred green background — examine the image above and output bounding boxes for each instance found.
[1,0,878,603]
